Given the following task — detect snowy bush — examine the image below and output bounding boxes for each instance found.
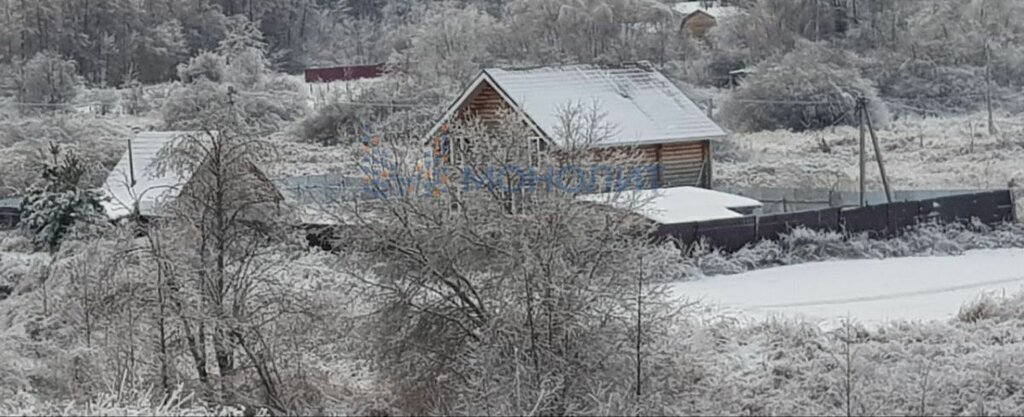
[720,42,888,132]
[162,77,305,132]
[297,103,362,146]
[0,385,248,416]
[882,64,988,113]
[176,51,226,84]
[684,221,1024,278]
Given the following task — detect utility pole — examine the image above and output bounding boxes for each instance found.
[864,100,893,203]
[858,98,866,207]
[985,42,997,136]
[814,0,820,42]
[706,98,714,119]
[636,254,643,398]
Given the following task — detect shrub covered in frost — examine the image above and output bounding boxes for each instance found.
[720,41,888,132]
[881,64,988,113]
[680,220,1024,279]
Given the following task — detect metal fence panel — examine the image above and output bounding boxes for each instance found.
[695,216,757,252]
[817,207,842,232]
[655,222,697,245]
[841,205,889,237]
[660,190,1016,253]
[887,201,919,235]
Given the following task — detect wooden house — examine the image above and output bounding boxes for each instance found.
[674,2,742,38]
[424,63,727,189]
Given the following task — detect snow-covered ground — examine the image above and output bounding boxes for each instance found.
[669,248,1024,328]
[716,112,1024,191]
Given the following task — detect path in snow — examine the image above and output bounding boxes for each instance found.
[668,248,1024,328]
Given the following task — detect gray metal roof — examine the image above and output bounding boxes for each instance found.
[100,131,193,219]
[482,64,727,147]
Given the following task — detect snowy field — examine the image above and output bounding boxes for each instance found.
[669,248,1024,328]
[716,112,1024,191]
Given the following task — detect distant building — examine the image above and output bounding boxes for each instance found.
[303,64,386,83]
[674,1,743,38]
[303,63,387,108]
[425,63,727,189]
[101,131,282,220]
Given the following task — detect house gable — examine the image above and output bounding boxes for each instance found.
[681,10,717,37]
[424,71,550,145]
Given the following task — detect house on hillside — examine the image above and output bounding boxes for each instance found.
[674,1,742,38]
[424,63,727,189]
[303,63,387,108]
[101,131,283,220]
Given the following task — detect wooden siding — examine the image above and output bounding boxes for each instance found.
[458,82,508,124]
[592,141,710,190]
[659,141,709,188]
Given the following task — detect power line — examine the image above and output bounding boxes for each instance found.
[727,98,840,105]
[314,100,426,109]
[0,101,104,107]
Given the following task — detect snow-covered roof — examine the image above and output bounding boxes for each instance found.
[431,64,726,147]
[487,65,726,146]
[101,131,193,219]
[673,2,743,20]
[0,197,21,209]
[580,186,762,224]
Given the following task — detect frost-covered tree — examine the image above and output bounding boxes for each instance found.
[150,104,294,408]
[499,0,679,65]
[164,22,306,130]
[17,52,79,112]
[19,144,104,252]
[340,111,685,414]
[721,41,888,132]
[393,2,496,90]
[177,52,227,84]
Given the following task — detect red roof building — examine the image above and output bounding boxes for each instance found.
[303,64,386,83]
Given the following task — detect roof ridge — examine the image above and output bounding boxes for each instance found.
[486,62,657,73]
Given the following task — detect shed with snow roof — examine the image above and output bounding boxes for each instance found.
[579,186,762,224]
[101,131,282,220]
[425,63,727,189]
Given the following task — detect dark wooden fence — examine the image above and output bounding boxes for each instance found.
[654,190,1018,252]
[0,207,19,230]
